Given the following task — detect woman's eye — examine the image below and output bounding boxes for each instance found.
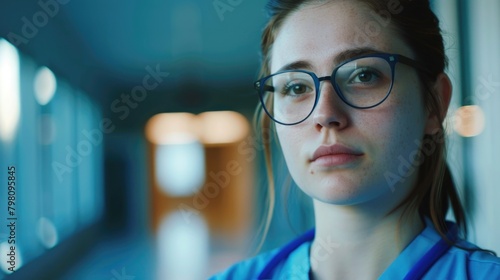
[355,72,374,82]
[350,68,380,84]
[283,83,312,95]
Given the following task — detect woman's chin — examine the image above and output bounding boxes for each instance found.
[299,176,388,206]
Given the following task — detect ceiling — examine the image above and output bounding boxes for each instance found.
[0,0,269,129]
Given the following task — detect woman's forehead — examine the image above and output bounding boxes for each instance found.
[270,1,411,73]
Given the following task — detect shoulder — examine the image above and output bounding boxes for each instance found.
[459,241,500,278]
[210,238,312,280]
[439,240,500,279]
[210,229,314,280]
[209,248,280,280]
[405,218,500,279]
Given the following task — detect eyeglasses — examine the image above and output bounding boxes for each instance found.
[254,53,428,125]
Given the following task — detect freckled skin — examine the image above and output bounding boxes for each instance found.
[272,1,430,209]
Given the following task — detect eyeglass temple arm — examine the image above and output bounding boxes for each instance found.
[397,55,434,77]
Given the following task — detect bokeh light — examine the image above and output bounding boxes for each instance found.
[453,105,486,137]
[0,38,21,143]
[34,66,57,106]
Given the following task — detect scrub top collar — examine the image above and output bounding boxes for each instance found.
[272,217,455,279]
[379,217,452,279]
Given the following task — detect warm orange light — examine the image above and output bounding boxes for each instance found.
[453,105,486,137]
[146,111,250,145]
[145,113,200,145]
[198,111,250,145]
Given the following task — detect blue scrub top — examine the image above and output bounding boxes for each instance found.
[211,219,500,279]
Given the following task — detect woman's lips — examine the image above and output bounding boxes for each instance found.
[310,144,364,167]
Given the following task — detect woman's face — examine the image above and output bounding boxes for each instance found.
[271,1,432,207]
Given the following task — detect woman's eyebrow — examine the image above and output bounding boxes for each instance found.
[275,47,382,73]
[276,61,313,72]
[334,47,381,64]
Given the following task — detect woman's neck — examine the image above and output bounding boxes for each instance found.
[309,200,424,280]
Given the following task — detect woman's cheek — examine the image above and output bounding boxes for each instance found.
[277,126,299,155]
[276,126,308,177]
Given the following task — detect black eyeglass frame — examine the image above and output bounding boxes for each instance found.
[254,53,431,126]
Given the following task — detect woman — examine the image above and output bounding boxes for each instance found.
[212,0,500,279]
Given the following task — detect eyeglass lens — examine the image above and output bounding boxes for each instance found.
[262,56,393,124]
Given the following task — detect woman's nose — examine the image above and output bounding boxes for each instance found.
[312,81,349,130]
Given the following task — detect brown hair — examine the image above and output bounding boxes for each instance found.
[254,0,468,249]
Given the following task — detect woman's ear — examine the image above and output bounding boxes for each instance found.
[425,73,453,134]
